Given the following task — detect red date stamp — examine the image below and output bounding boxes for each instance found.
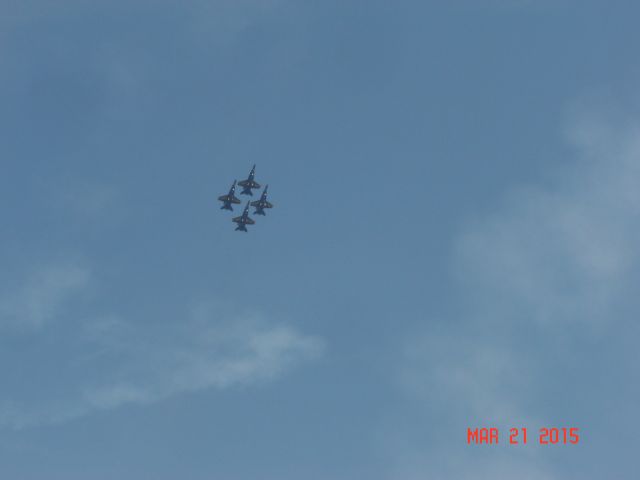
[467,427,580,445]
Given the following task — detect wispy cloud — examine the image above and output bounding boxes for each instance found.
[0,266,323,429]
[387,106,640,478]
[51,179,121,218]
[81,311,324,412]
[454,119,640,330]
[0,0,284,34]
[0,264,90,332]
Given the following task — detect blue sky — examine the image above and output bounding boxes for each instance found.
[2,1,640,478]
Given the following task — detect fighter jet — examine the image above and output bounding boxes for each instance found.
[218,180,241,210]
[232,201,255,232]
[250,185,273,216]
[238,164,260,196]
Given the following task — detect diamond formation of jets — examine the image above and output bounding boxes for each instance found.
[219,165,273,232]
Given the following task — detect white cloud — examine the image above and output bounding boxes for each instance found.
[391,451,557,480]
[81,315,324,411]
[0,268,323,429]
[401,332,533,425]
[52,179,121,218]
[454,118,640,333]
[0,264,90,331]
[0,0,284,34]
[387,109,640,478]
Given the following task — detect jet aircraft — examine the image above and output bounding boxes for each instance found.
[218,180,241,210]
[250,185,273,216]
[232,201,255,232]
[238,164,261,196]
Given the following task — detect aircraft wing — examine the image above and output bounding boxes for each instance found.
[245,218,255,225]
[240,179,260,187]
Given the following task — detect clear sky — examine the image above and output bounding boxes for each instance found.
[2,1,640,478]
